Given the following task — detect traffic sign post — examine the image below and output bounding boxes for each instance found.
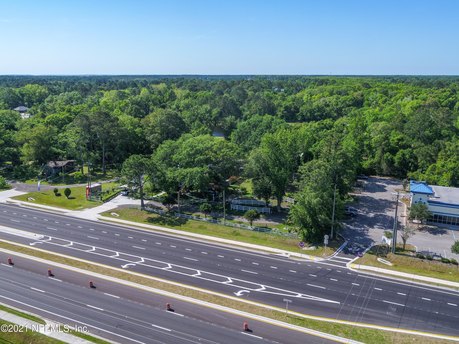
[324,234,329,248]
[283,298,292,314]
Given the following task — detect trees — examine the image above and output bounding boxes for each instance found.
[64,188,71,199]
[399,225,416,250]
[409,203,431,224]
[199,203,212,218]
[142,109,187,151]
[244,209,260,227]
[452,241,459,255]
[121,155,153,209]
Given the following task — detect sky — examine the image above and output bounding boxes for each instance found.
[0,0,458,75]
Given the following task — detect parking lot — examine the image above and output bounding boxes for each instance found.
[341,176,459,260]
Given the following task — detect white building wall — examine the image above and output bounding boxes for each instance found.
[428,203,459,217]
[411,193,429,206]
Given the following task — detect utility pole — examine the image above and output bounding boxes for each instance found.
[391,192,400,254]
[330,183,337,239]
[223,187,226,225]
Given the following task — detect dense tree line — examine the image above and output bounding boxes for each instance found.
[1,76,458,241]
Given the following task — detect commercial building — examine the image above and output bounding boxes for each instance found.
[410,181,459,226]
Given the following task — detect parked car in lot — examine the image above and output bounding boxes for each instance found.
[345,206,358,217]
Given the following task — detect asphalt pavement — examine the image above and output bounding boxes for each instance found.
[0,203,458,337]
[0,252,334,344]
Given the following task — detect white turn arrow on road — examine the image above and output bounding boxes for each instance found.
[234,290,250,297]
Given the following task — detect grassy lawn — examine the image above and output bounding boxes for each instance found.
[102,207,339,257]
[0,304,46,325]
[12,182,119,210]
[355,245,459,283]
[0,240,451,344]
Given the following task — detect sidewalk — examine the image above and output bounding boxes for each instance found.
[0,307,92,344]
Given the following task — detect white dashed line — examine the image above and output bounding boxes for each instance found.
[142,239,147,242]
[65,223,71,226]
[397,292,406,296]
[155,242,161,245]
[87,236,99,240]
[10,219,20,223]
[330,278,338,281]
[104,293,120,299]
[115,233,120,236]
[183,257,198,262]
[422,297,431,301]
[352,283,360,286]
[201,252,208,255]
[289,270,296,273]
[152,324,171,332]
[1,264,12,268]
[307,283,326,289]
[308,274,317,277]
[447,303,457,307]
[30,287,45,293]
[132,246,146,250]
[252,262,259,265]
[374,287,382,291]
[241,269,258,275]
[185,248,192,251]
[336,270,341,273]
[270,266,278,269]
[170,245,176,248]
[383,300,405,307]
[241,332,263,339]
[235,259,241,262]
[87,304,104,311]
[46,227,58,231]
[218,255,224,258]
[128,236,133,239]
[102,231,107,234]
[89,228,94,231]
[49,278,62,282]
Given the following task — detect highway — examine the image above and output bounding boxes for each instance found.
[0,251,334,344]
[0,203,458,337]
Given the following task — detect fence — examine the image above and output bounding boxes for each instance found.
[230,204,271,214]
[144,204,295,238]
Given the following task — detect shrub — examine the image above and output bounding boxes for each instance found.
[441,257,451,264]
[426,255,433,261]
[0,176,9,189]
[53,188,59,195]
[384,230,393,239]
[416,253,425,259]
[64,188,71,198]
[450,258,458,265]
[452,241,459,255]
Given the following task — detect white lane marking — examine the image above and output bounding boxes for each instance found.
[46,227,58,231]
[308,274,317,277]
[102,231,107,234]
[10,219,20,223]
[326,268,331,271]
[152,324,171,332]
[65,223,71,226]
[270,266,278,269]
[132,246,146,250]
[252,262,259,265]
[169,312,184,317]
[141,239,147,242]
[383,300,405,307]
[241,332,263,339]
[289,270,297,273]
[307,283,326,289]
[185,248,192,251]
[33,216,37,219]
[170,245,176,248]
[78,226,82,229]
[397,292,406,296]
[30,287,45,293]
[104,293,120,299]
[43,219,48,221]
[218,255,224,258]
[374,287,382,291]
[89,228,94,231]
[87,304,104,311]
[235,258,242,262]
[1,263,12,268]
[49,278,62,282]
[422,297,431,301]
[336,270,342,273]
[55,221,59,224]
[201,251,208,255]
[347,272,352,275]
[128,236,133,239]
[87,236,99,240]
[447,303,457,306]
[352,283,360,286]
[330,278,338,281]
[115,233,120,236]
[241,269,258,275]
[155,242,161,245]
[22,214,27,217]
[183,257,198,262]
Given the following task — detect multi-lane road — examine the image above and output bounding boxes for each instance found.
[0,203,458,338]
[0,251,333,344]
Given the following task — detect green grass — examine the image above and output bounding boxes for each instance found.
[355,245,459,284]
[0,240,451,344]
[0,304,46,325]
[238,179,253,195]
[0,319,65,344]
[12,182,119,210]
[102,207,339,257]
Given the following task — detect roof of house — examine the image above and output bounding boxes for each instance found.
[410,181,434,195]
[430,185,459,205]
[46,160,76,168]
[13,106,29,112]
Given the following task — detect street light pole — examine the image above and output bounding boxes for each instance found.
[223,187,226,224]
[391,192,400,254]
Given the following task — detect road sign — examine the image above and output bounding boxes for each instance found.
[298,241,305,248]
[283,298,292,313]
[324,234,329,246]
